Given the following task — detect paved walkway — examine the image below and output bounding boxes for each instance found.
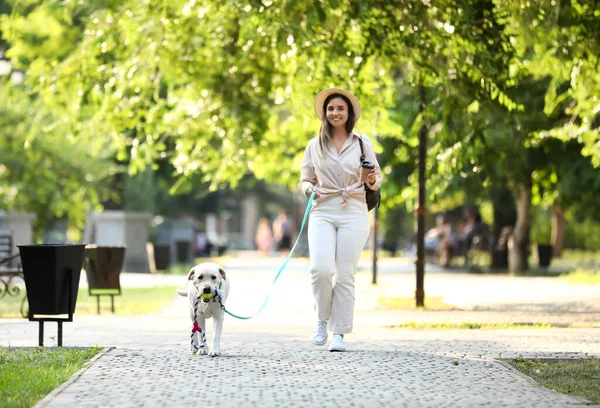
[1,257,599,407]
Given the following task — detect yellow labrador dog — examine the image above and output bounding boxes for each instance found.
[177,262,229,357]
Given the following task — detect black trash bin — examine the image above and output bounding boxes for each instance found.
[84,245,126,314]
[153,244,171,271]
[175,240,190,263]
[537,244,553,268]
[18,244,86,346]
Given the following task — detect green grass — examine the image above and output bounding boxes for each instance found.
[0,286,179,317]
[553,249,600,269]
[431,248,600,275]
[559,269,600,285]
[74,285,179,315]
[166,263,195,275]
[507,358,600,403]
[509,268,563,277]
[0,346,103,408]
[387,322,562,329]
[377,296,457,311]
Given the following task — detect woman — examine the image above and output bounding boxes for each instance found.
[255,217,274,256]
[298,88,382,352]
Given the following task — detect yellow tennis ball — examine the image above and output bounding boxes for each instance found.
[201,293,212,301]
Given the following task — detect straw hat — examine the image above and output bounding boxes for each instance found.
[314,88,361,121]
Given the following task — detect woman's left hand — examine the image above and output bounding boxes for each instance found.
[367,170,377,184]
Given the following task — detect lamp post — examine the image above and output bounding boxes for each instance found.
[371,109,381,285]
[415,81,427,308]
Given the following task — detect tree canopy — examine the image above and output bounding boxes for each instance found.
[0,0,598,252]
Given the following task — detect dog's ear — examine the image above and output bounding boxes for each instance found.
[219,267,226,281]
[187,268,195,281]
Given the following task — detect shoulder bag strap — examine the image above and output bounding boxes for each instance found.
[357,135,365,162]
[357,135,368,191]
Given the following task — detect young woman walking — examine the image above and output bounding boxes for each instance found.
[298,88,382,351]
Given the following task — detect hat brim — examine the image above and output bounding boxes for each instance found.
[314,88,361,122]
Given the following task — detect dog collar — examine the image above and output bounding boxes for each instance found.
[211,282,224,302]
[196,285,224,303]
[212,287,224,302]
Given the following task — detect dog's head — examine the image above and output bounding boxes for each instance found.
[186,262,226,303]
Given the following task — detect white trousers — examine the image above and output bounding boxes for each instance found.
[307,197,370,335]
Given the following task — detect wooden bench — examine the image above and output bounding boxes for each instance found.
[0,233,27,317]
[436,222,492,271]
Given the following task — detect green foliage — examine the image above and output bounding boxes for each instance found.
[0,0,598,247]
[0,83,118,240]
[530,206,552,245]
[531,206,600,250]
[124,166,156,213]
[563,213,600,251]
[503,0,600,166]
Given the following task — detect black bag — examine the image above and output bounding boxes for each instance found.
[357,136,381,211]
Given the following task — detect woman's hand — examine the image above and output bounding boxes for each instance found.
[306,185,320,199]
[367,170,377,185]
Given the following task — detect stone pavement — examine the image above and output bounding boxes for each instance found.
[3,316,599,408]
[1,257,599,407]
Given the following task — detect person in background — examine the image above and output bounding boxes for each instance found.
[437,208,480,266]
[194,222,211,257]
[255,217,274,256]
[425,215,449,254]
[273,210,294,255]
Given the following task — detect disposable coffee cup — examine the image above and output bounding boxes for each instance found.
[360,161,375,183]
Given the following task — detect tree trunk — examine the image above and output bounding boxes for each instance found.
[550,204,566,258]
[508,185,531,272]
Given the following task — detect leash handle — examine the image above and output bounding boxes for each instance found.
[221,190,316,320]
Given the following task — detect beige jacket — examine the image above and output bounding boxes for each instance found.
[298,132,382,205]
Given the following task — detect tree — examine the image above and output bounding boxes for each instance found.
[2,0,598,270]
[0,83,118,239]
[500,0,600,166]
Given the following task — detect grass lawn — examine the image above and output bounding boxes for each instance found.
[377,296,457,311]
[0,286,179,318]
[553,249,600,270]
[559,269,600,285]
[0,346,103,408]
[387,322,559,329]
[507,358,600,403]
[166,263,195,275]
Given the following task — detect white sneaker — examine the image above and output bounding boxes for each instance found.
[329,334,345,352]
[312,320,328,346]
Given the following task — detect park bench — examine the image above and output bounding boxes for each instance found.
[0,232,27,317]
[436,222,492,271]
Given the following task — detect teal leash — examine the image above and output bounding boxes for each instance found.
[220,190,316,320]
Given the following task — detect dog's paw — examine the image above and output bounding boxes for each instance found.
[208,349,221,357]
[198,348,208,355]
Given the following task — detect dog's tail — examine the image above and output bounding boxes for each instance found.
[176,289,187,297]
